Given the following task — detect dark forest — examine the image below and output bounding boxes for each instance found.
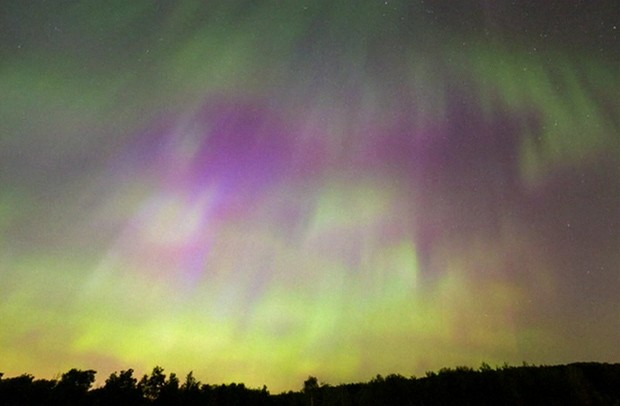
[2,362,620,405]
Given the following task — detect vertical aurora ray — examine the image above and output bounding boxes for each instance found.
[1,0,618,392]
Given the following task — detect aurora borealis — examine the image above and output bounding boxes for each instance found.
[1,0,619,392]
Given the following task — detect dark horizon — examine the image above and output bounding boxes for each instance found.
[2,361,620,405]
[2,359,615,393]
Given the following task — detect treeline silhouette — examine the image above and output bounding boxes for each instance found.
[1,362,619,405]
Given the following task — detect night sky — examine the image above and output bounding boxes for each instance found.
[1,0,619,392]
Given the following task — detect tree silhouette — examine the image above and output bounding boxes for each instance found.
[54,368,96,405]
[181,371,200,391]
[157,372,180,405]
[303,376,319,406]
[138,366,166,401]
[98,369,142,406]
[179,371,202,405]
